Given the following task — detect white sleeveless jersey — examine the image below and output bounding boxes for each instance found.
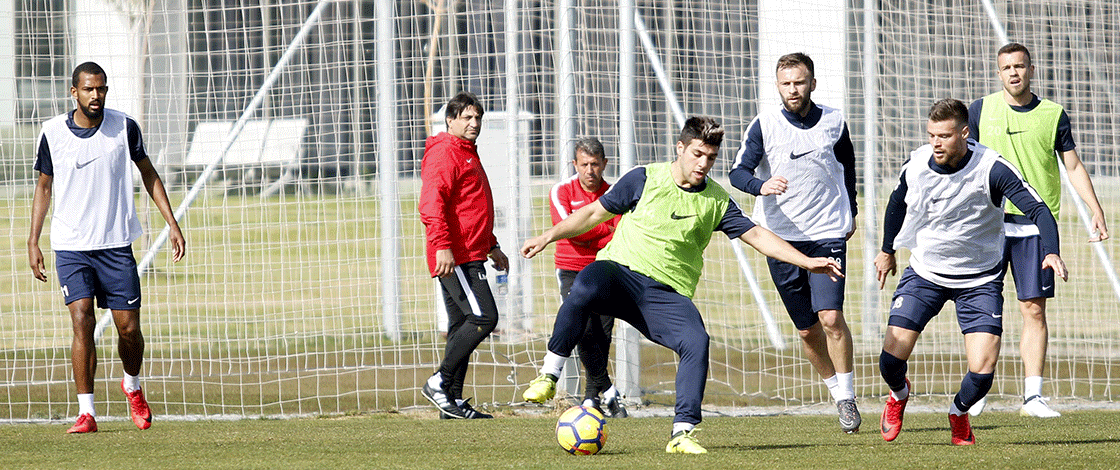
[751,105,852,241]
[38,109,143,251]
[894,142,1006,288]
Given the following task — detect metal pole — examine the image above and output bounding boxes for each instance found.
[376,0,401,341]
[555,0,576,179]
[860,0,881,345]
[615,0,641,402]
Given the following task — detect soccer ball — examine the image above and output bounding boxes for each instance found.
[555,405,608,455]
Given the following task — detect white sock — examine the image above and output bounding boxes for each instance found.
[77,393,95,417]
[1024,376,1043,399]
[426,372,443,389]
[835,372,855,401]
[949,401,967,416]
[603,385,621,400]
[824,374,840,400]
[541,351,567,378]
[122,373,141,393]
[890,382,909,401]
[672,422,694,436]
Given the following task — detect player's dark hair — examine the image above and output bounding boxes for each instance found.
[72,61,106,87]
[776,52,814,78]
[998,42,1032,66]
[678,116,724,147]
[573,137,605,160]
[445,91,484,121]
[928,98,969,127]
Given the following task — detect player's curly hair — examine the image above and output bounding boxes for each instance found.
[928,98,969,127]
[72,62,106,87]
[678,116,724,147]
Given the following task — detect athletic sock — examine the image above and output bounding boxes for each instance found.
[835,371,855,401]
[426,372,443,389]
[953,371,994,412]
[824,374,840,401]
[77,393,95,417]
[541,351,567,378]
[603,385,621,400]
[1024,375,1043,400]
[672,422,694,436]
[949,401,968,416]
[122,373,141,393]
[879,350,909,400]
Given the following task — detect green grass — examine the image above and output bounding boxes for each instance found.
[2,411,1119,469]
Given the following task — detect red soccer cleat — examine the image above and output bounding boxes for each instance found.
[67,413,98,434]
[880,379,910,442]
[949,412,976,445]
[122,380,153,430]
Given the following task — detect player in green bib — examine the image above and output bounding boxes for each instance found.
[519,116,842,454]
[967,43,1109,418]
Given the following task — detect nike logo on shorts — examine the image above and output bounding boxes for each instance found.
[127,297,140,305]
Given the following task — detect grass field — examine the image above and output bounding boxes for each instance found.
[3,409,1119,469]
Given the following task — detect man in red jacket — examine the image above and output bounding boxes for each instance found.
[548,137,626,417]
[419,92,509,419]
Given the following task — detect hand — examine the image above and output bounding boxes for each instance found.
[1042,253,1068,282]
[874,251,897,290]
[520,234,551,259]
[169,226,186,263]
[759,176,789,196]
[489,247,509,271]
[805,257,843,282]
[434,249,455,278]
[1089,214,1109,242]
[28,243,47,282]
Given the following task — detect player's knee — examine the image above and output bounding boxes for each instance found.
[817,309,847,332]
[797,323,824,342]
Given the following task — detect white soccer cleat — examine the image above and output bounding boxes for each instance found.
[968,396,986,417]
[1020,395,1061,418]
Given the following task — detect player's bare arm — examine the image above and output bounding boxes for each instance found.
[521,201,614,259]
[1042,253,1068,282]
[27,173,52,282]
[136,158,186,262]
[874,251,897,290]
[1061,149,1109,242]
[759,175,789,196]
[738,225,842,280]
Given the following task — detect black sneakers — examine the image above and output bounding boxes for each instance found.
[422,381,468,419]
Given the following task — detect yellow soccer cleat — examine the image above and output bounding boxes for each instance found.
[523,373,557,403]
[665,429,707,454]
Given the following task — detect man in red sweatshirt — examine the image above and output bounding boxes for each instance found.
[419,92,509,419]
[548,137,626,417]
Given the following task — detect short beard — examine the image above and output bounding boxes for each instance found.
[79,103,103,121]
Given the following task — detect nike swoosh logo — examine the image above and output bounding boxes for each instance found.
[670,212,697,220]
[1041,285,1052,290]
[75,159,97,169]
[789,150,813,160]
[571,200,587,206]
[127,297,139,305]
[466,158,474,163]
[1006,129,1028,135]
[831,249,842,253]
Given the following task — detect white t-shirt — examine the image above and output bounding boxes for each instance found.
[35,109,145,251]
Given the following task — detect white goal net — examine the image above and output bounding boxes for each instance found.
[1,0,1118,421]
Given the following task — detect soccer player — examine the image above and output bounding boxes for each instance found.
[28,61,186,433]
[967,43,1109,418]
[419,91,509,419]
[521,116,842,454]
[875,99,1067,445]
[729,52,861,433]
[548,137,626,417]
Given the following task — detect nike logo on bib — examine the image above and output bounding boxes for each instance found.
[75,159,98,169]
[790,150,813,160]
[670,212,697,220]
[1005,128,1028,135]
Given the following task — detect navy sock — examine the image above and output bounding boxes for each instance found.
[953,371,994,411]
[879,350,909,392]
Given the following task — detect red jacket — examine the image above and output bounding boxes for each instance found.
[549,174,619,271]
[419,132,498,277]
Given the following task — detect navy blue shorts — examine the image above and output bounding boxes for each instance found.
[767,238,847,330]
[1004,234,1055,300]
[55,247,141,310]
[887,267,1003,336]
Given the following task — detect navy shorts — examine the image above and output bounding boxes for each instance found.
[767,238,847,330]
[55,246,141,310]
[1004,234,1055,300]
[887,267,1003,336]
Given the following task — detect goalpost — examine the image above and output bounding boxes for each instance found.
[2,1,1119,422]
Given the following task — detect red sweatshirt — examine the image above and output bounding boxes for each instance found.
[549,174,619,271]
[419,132,498,277]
